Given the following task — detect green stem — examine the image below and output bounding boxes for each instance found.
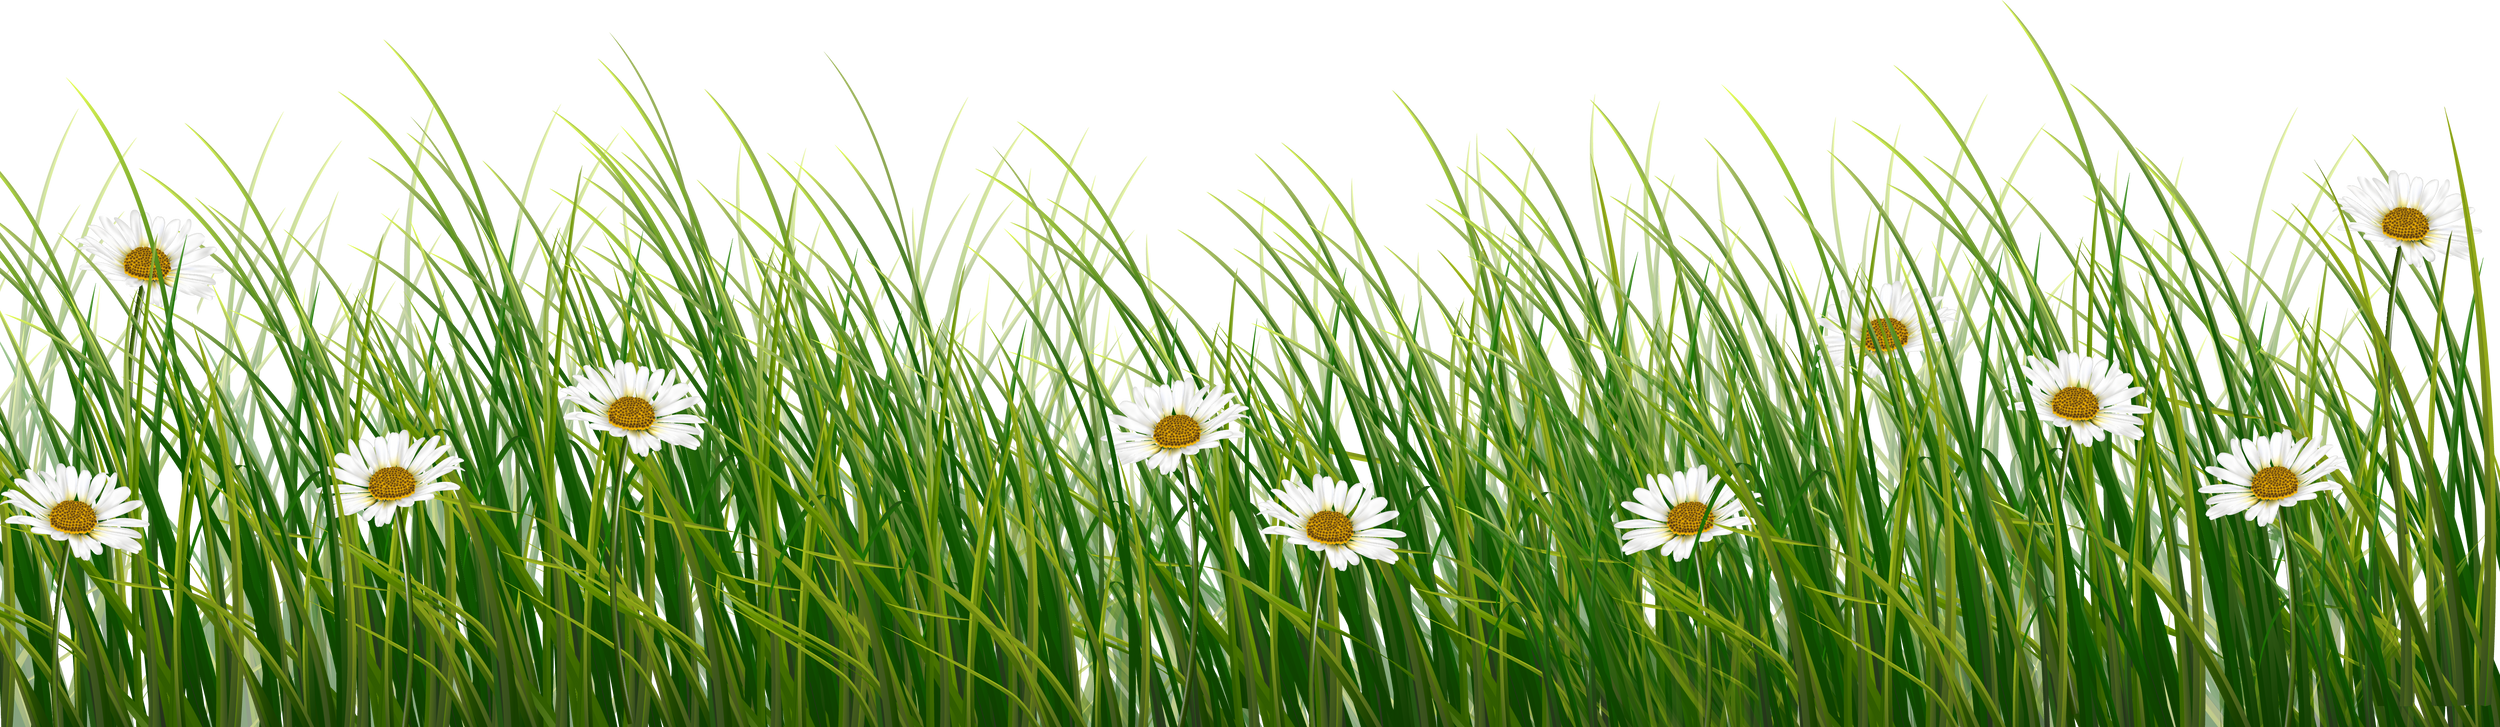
[1310,569,1330,727]
[49,549,69,727]
[2290,519,2300,727]
[128,292,143,387]
[607,444,635,724]
[1690,559,1710,724]
[2050,439,2070,724]
[1180,467,1200,727]
[2380,249,2400,724]
[395,522,415,727]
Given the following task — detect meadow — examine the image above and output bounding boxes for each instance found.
[0,30,2490,727]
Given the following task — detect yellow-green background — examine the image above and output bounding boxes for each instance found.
[4,63,2500,256]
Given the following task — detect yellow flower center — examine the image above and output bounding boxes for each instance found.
[368,466,419,501]
[1303,510,1355,545]
[48,500,98,535]
[2050,386,2101,422]
[607,396,658,431]
[1664,500,1712,536]
[121,247,173,282]
[2249,465,2301,501]
[2379,207,2431,242]
[1152,414,1203,449]
[1859,317,1913,353]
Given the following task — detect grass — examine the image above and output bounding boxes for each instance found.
[0,27,2491,726]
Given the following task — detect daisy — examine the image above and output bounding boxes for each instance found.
[560,362,707,455]
[2021,351,2150,445]
[332,431,464,527]
[1616,465,1753,561]
[5,466,146,558]
[1108,381,1248,474]
[1255,475,1402,570]
[2201,431,2344,526]
[1824,282,1960,361]
[76,211,224,298]
[2339,171,2469,267]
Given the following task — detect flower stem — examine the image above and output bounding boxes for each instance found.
[1310,569,1330,727]
[2390,249,2410,354]
[2370,246,2410,719]
[2290,519,2300,727]
[2060,444,2080,519]
[126,289,144,387]
[50,549,70,727]
[607,447,635,719]
[1690,559,1710,724]
[395,522,415,727]
[1180,467,1200,727]
[2050,444,2070,724]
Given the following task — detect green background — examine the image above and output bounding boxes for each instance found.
[0,64,2490,259]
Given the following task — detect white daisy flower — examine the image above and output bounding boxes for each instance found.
[2339,171,2470,267]
[332,431,464,527]
[2440,204,2480,342]
[2200,431,2344,526]
[2021,351,2150,445]
[559,362,707,455]
[1616,465,1752,561]
[76,211,224,298]
[5,466,146,558]
[1108,381,1248,474]
[1255,475,1403,570]
[1824,282,1960,361]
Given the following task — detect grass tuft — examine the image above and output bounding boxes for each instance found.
[0,42,2489,726]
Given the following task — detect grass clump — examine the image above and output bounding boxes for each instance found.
[0,34,2489,727]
